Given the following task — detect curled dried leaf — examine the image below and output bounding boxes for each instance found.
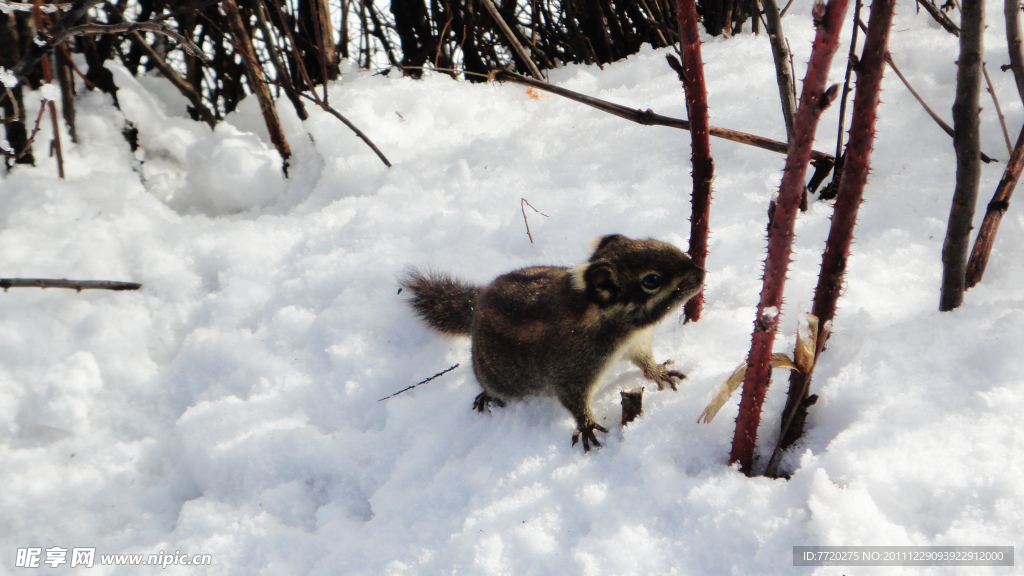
[699,354,800,424]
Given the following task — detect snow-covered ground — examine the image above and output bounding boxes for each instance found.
[1,0,1022,573]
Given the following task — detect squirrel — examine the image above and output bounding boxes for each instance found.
[401,234,705,451]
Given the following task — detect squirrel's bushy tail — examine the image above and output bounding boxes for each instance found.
[401,269,481,336]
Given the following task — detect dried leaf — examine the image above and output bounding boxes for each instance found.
[794,311,820,374]
[698,362,747,424]
[770,353,799,371]
[698,354,800,424]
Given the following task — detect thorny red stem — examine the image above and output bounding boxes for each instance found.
[729,0,849,475]
[676,0,713,323]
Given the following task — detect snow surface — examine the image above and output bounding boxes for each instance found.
[2,0,1023,574]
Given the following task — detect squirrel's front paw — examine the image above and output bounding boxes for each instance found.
[571,422,609,452]
[643,360,686,391]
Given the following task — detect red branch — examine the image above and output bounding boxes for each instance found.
[771,0,896,471]
[729,0,849,475]
[676,0,713,323]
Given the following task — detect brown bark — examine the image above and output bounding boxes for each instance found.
[223,0,292,168]
[1005,0,1024,103]
[760,0,797,139]
[965,124,1024,287]
[299,0,339,86]
[0,278,141,291]
[940,0,984,311]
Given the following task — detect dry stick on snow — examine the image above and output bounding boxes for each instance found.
[0,279,142,291]
[760,0,798,139]
[729,0,848,477]
[779,0,797,16]
[915,0,961,35]
[620,387,644,425]
[492,70,837,166]
[940,0,985,312]
[982,62,1013,155]
[222,0,292,169]
[676,0,714,324]
[377,363,460,402]
[965,125,1024,287]
[478,0,544,81]
[1005,0,1024,103]
[767,0,896,478]
[520,198,548,244]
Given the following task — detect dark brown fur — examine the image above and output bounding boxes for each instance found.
[401,235,705,451]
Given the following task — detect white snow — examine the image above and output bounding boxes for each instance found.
[1,0,1022,574]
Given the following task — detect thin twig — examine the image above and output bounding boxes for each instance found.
[779,0,796,17]
[0,278,142,291]
[478,0,544,80]
[835,0,864,160]
[1,86,19,125]
[520,197,548,243]
[863,20,996,163]
[52,22,209,61]
[915,0,961,35]
[290,87,393,168]
[982,62,1013,155]
[1005,0,1024,103]
[378,363,460,401]
[493,69,836,164]
[7,103,47,160]
[31,1,64,179]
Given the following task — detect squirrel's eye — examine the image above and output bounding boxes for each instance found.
[641,273,662,290]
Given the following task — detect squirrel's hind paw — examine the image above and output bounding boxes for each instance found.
[473,391,506,413]
[571,422,609,452]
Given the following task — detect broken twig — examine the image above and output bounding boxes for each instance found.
[0,278,142,291]
[378,363,460,401]
[520,198,548,243]
[982,62,1012,155]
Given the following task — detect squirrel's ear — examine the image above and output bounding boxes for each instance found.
[589,234,627,255]
[584,261,620,305]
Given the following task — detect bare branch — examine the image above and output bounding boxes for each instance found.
[915,0,961,35]
[520,197,548,243]
[493,69,836,165]
[290,88,393,168]
[982,61,1013,155]
[52,22,209,62]
[0,278,141,291]
[378,364,460,401]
